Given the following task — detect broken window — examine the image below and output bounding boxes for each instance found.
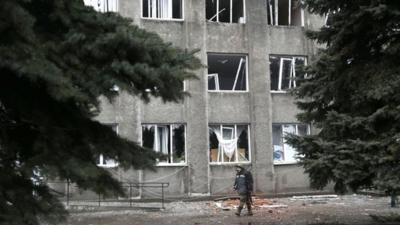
[142,124,186,164]
[142,0,183,20]
[209,124,250,163]
[269,55,307,91]
[272,124,309,163]
[207,54,247,91]
[206,0,245,23]
[84,0,119,12]
[266,0,303,26]
[97,124,119,168]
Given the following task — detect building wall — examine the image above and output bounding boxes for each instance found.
[92,0,327,198]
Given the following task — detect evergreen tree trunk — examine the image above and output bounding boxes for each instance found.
[391,191,397,208]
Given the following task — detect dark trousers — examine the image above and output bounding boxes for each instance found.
[238,194,252,211]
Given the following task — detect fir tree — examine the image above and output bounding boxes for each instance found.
[287,0,400,207]
[0,0,201,224]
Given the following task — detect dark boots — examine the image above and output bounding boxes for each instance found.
[235,205,253,216]
[246,202,253,216]
[235,206,243,216]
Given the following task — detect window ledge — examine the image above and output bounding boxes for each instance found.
[156,163,187,167]
[273,161,299,165]
[267,25,305,28]
[209,162,251,166]
[141,17,184,22]
[208,90,249,93]
[97,164,119,168]
[270,90,289,94]
[206,21,246,25]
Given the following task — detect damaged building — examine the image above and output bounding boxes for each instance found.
[70,0,326,199]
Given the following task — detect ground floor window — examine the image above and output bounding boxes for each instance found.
[272,123,309,164]
[142,124,186,164]
[209,124,250,163]
[97,124,119,168]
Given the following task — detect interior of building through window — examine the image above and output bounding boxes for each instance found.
[218,0,231,22]
[172,124,185,163]
[273,124,309,163]
[237,125,249,161]
[270,56,306,91]
[206,0,217,21]
[206,0,244,23]
[208,54,247,91]
[281,58,293,90]
[266,0,302,25]
[209,125,249,163]
[84,0,118,12]
[142,125,186,164]
[232,0,244,23]
[97,124,119,167]
[142,0,182,19]
[272,125,284,161]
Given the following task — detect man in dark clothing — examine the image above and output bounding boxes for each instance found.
[233,165,253,216]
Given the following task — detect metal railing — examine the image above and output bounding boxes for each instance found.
[48,181,169,209]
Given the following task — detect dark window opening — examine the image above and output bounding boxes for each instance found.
[142,124,186,164]
[266,0,303,26]
[269,55,307,91]
[206,0,245,23]
[142,0,183,19]
[208,53,247,91]
[209,125,250,163]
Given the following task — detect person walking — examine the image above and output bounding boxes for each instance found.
[233,165,253,216]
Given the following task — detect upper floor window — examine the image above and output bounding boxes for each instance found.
[206,0,245,23]
[97,124,119,168]
[142,124,186,165]
[208,53,248,91]
[209,124,250,164]
[270,55,307,92]
[266,0,304,26]
[142,0,183,20]
[84,0,118,12]
[273,123,309,164]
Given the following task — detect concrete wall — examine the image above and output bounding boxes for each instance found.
[90,0,326,198]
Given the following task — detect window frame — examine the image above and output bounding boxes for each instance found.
[141,0,185,21]
[269,55,307,93]
[272,123,310,165]
[266,0,304,26]
[206,0,246,24]
[207,53,249,93]
[209,124,251,165]
[141,123,187,166]
[97,123,119,168]
[84,0,119,12]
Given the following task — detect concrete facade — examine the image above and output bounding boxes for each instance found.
[94,0,326,198]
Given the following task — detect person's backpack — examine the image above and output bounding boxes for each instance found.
[244,170,254,192]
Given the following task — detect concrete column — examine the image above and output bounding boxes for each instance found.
[184,0,210,195]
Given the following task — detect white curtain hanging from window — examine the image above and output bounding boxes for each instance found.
[156,126,169,155]
[210,126,237,161]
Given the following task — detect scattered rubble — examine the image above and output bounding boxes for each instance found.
[213,197,287,210]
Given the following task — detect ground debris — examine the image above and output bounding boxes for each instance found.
[213,197,285,210]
